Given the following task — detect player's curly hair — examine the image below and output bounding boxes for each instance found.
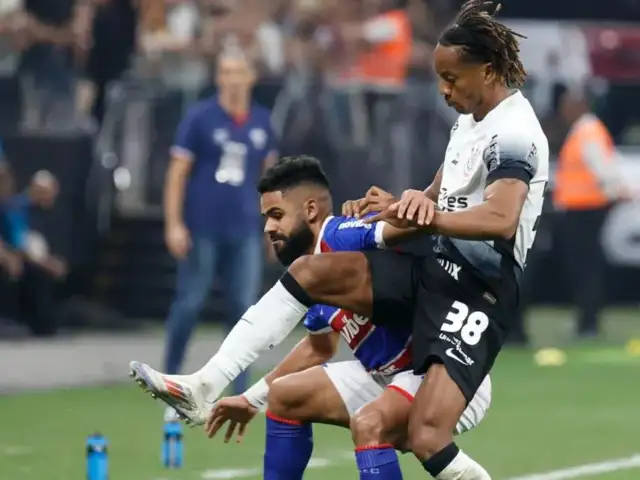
[439,0,527,88]
[257,155,330,194]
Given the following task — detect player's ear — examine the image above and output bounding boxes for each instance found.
[305,198,319,223]
[483,63,496,84]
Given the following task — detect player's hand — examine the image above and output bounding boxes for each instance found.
[358,186,397,218]
[165,223,191,259]
[205,395,258,443]
[342,186,396,218]
[364,189,437,228]
[341,198,363,217]
[393,189,438,226]
[0,251,23,279]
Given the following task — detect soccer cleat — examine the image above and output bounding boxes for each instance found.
[128,361,212,426]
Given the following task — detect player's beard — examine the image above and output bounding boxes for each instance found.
[273,221,315,266]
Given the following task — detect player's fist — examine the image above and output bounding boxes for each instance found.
[341,198,362,218]
[205,395,258,443]
[165,223,191,259]
[342,186,396,218]
[359,186,397,217]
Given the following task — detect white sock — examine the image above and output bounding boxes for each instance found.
[194,281,309,399]
[436,451,491,480]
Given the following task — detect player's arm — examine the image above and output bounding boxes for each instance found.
[430,178,528,240]
[429,138,537,240]
[423,164,443,202]
[165,146,195,230]
[243,331,339,408]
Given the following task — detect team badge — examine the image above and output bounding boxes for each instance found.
[249,128,267,149]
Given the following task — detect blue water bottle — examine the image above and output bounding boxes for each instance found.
[86,433,108,480]
[162,421,183,468]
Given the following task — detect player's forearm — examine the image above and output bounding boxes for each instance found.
[243,333,338,408]
[164,157,190,227]
[381,223,427,247]
[430,203,517,240]
[423,165,443,202]
[265,334,338,386]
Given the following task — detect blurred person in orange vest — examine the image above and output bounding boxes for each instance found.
[346,0,411,92]
[342,0,411,185]
[553,87,633,339]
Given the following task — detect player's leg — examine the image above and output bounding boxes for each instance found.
[262,364,353,479]
[216,234,263,395]
[349,370,492,480]
[163,236,216,374]
[350,382,411,480]
[130,250,416,424]
[407,261,506,479]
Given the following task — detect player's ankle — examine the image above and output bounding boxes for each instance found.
[420,441,459,476]
[421,443,490,479]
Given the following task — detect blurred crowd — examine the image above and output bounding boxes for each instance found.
[0,0,459,132]
[0,0,639,343]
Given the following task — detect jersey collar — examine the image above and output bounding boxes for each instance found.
[314,215,334,254]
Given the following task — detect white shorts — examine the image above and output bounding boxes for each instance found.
[323,361,492,435]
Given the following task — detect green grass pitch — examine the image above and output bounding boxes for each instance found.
[1,308,640,479]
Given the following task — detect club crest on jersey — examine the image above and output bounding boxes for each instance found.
[464,143,483,178]
[249,128,267,149]
[213,128,228,145]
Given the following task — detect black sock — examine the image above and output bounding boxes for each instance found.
[422,442,460,477]
[280,271,314,307]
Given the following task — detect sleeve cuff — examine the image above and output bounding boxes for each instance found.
[170,146,195,160]
[243,377,269,409]
[307,326,334,335]
[374,222,386,248]
[486,167,532,187]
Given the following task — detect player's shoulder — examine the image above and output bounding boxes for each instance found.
[184,97,220,122]
[496,92,545,138]
[324,215,374,234]
[304,304,334,332]
[486,96,548,156]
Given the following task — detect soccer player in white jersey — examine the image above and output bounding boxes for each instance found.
[130,1,547,479]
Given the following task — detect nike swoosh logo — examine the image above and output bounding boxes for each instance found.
[445,347,470,366]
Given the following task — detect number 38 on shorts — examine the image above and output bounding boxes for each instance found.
[441,301,490,346]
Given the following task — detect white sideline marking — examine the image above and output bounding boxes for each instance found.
[201,456,338,479]
[506,454,640,480]
[201,452,640,479]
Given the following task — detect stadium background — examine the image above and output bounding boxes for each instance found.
[1,0,640,479]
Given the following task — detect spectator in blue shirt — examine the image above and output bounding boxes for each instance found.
[0,165,67,336]
[163,48,278,399]
[0,161,23,279]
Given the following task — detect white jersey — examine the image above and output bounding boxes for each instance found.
[437,90,549,275]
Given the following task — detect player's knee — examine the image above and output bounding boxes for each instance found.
[267,377,301,419]
[350,406,387,447]
[288,255,327,293]
[407,415,441,460]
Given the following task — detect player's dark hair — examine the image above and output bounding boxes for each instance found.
[257,155,330,194]
[439,1,527,88]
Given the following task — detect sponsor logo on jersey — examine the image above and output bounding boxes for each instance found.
[445,347,474,366]
[330,310,374,350]
[337,219,372,230]
[375,343,413,375]
[443,196,469,212]
[484,134,500,173]
[437,258,462,280]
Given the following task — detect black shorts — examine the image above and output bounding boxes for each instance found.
[363,247,518,404]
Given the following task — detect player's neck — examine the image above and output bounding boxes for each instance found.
[308,214,331,254]
[472,85,513,122]
[219,93,250,118]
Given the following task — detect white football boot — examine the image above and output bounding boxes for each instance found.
[129,361,214,426]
